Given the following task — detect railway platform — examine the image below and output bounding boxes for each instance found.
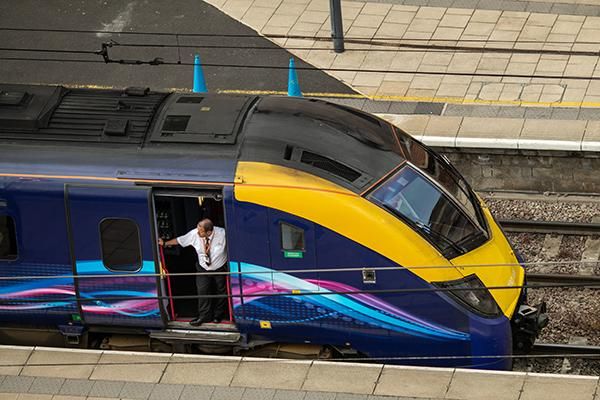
[0,345,598,400]
[206,0,600,153]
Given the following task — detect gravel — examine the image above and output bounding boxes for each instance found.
[482,193,600,375]
[528,288,600,346]
[482,195,600,223]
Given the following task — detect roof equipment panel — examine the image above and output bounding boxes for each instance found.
[150,94,256,145]
[0,84,169,145]
[0,85,62,130]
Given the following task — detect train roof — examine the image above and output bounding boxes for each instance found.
[0,84,406,192]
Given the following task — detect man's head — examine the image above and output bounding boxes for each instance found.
[197,219,214,238]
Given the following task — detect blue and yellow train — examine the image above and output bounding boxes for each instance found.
[0,84,546,369]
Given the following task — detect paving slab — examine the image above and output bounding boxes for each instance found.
[160,355,241,386]
[241,387,276,400]
[86,397,120,400]
[28,377,64,395]
[88,380,125,399]
[211,386,245,400]
[302,361,382,395]
[456,117,524,149]
[446,369,526,400]
[21,348,100,380]
[118,381,155,400]
[421,115,463,146]
[373,365,453,398]
[273,389,307,400]
[148,383,184,400]
[90,351,170,383]
[303,391,337,400]
[582,120,600,151]
[519,119,587,150]
[57,379,94,397]
[520,373,599,400]
[0,346,33,376]
[13,394,53,400]
[231,358,311,390]
[179,384,215,400]
[0,376,35,394]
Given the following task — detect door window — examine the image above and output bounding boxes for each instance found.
[100,218,142,272]
[280,222,305,251]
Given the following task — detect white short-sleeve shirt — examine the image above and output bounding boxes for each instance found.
[176,226,227,271]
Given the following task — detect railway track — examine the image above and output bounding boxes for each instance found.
[498,219,600,236]
[497,218,600,285]
[526,273,600,285]
[531,343,600,357]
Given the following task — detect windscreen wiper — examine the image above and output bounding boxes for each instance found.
[413,221,467,256]
[379,203,467,256]
[456,229,488,247]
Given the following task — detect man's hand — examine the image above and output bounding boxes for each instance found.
[158,238,165,247]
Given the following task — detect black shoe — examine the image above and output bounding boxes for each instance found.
[190,316,210,326]
[212,317,222,323]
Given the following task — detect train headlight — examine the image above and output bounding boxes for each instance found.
[433,274,502,317]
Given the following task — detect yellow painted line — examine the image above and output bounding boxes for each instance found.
[19,82,600,108]
[215,89,600,108]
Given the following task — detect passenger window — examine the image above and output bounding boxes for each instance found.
[0,215,18,260]
[100,218,142,272]
[280,222,305,251]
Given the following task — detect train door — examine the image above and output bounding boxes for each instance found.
[265,209,321,339]
[66,185,162,328]
[153,189,232,325]
[268,209,317,283]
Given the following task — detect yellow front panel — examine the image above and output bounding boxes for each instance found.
[451,204,524,317]
[234,162,462,283]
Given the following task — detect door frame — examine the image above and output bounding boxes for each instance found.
[150,186,232,323]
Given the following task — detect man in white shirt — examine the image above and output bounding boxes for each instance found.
[159,219,228,326]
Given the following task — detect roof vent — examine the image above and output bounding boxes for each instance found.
[0,91,30,107]
[104,119,129,136]
[177,96,204,104]
[300,151,362,182]
[162,115,191,133]
[125,87,150,96]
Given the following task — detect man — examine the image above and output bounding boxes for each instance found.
[159,219,228,326]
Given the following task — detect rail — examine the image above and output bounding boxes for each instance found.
[527,273,600,285]
[531,343,600,357]
[498,219,600,236]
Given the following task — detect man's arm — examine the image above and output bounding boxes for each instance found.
[160,229,194,248]
[158,238,179,247]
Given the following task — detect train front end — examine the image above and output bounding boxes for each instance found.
[356,125,548,370]
[239,96,548,370]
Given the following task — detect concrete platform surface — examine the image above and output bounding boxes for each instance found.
[200,0,600,155]
[0,345,599,400]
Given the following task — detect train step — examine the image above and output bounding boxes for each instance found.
[166,320,238,331]
[150,326,241,344]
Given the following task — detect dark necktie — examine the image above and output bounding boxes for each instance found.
[205,237,211,266]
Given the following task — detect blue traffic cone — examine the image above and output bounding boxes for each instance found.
[193,54,207,93]
[287,57,302,97]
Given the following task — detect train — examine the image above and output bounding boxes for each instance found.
[0,83,547,370]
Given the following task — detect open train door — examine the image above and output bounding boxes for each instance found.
[66,184,162,328]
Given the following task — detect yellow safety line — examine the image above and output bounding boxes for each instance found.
[217,89,600,108]
[19,82,600,108]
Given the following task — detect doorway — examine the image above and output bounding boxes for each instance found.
[153,190,229,322]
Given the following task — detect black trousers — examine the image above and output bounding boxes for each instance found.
[196,263,228,320]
